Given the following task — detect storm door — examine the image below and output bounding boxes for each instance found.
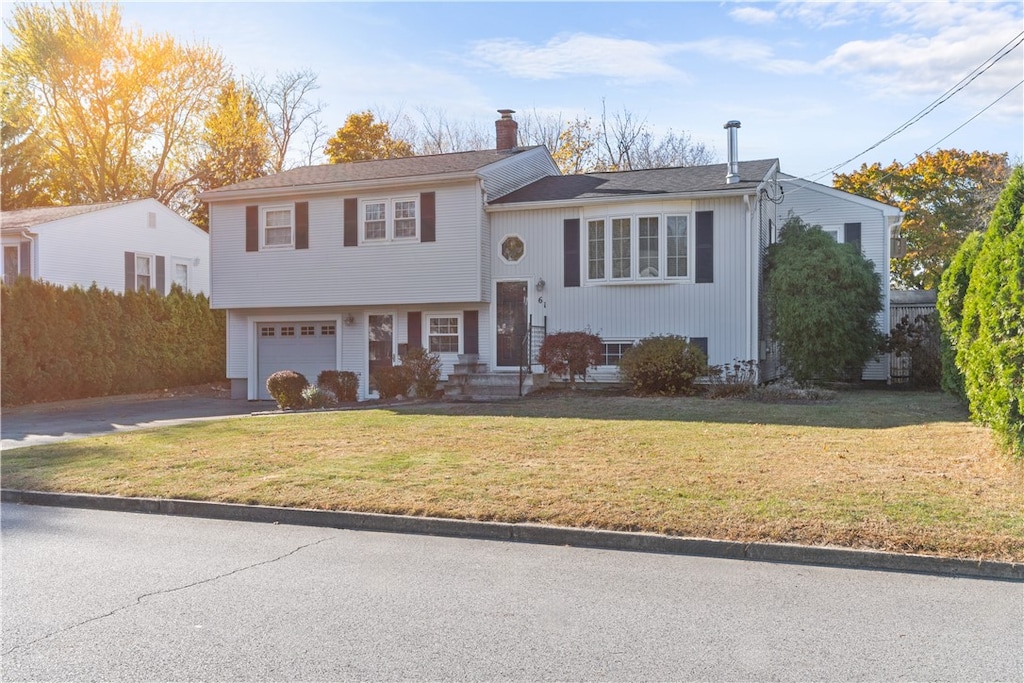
[495,280,528,367]
[367,314,394,392]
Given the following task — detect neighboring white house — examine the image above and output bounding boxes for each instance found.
[202,112,900,400]
[0,198,210,295]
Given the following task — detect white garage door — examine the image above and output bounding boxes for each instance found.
[256,321,337,400]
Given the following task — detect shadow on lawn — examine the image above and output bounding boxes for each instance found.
[379,386,971,430]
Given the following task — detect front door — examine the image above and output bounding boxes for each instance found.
[368,313,394,392]
[496,280,528,367]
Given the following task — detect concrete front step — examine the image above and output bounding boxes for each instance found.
[444,371,548,400]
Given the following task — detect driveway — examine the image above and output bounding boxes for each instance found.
[1,385,271,450]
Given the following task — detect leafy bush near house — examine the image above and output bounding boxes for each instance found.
[957,164,1024,458]
[537,330,603,385]
[301,384,335,409]
[618,335,708,396]
[937,230,984,401]
[373,364,412,400]
[402,347,442,398]
[266,370,308,410]
[706,359,758,398]
[318,370,358,403]
[0,279,225,406]
[765,215,884,383]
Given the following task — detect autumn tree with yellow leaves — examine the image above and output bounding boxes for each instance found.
[833,149,1011,290]
[2,2,228,211]
[324,111,414,164]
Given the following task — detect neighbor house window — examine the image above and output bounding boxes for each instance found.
[263,206,294,248]
[173,263,189,290]
[135,254,153,290]
[362,197,418,242]
[4,245,19,286]
[427,316,460,353]
[587,212,692,283]
[823,226,842,242]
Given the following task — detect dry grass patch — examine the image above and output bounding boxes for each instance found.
[3,390,1022,561]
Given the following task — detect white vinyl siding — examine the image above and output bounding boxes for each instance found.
[17,199,209,295]
[210,183,484,309]
[490,198,753,374]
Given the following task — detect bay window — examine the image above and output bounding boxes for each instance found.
[586,212,691,283]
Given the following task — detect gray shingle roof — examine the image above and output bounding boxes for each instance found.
[491,159,779,204]
[201,148,541,197]
[1,200,139,233]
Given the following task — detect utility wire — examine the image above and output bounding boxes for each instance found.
[808,30,1024,182]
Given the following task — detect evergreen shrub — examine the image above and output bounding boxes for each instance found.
[266,370,308,410]
[317,370,358,402]
[373,364,412,400]
[618,335,708,396]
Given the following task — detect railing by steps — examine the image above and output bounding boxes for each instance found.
[519,314,547,397]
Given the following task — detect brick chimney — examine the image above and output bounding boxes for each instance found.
[495,109,518,151]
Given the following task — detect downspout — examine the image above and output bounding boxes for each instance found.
[743,194,754,375]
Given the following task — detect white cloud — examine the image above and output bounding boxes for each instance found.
[729,6,777,25]
[469,33,689,83]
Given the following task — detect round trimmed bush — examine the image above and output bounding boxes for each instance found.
[618,335,708,396]
[266,370,308,410]
[317,369,358,402]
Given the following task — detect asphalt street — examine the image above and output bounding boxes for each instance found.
[3,503,1022,682]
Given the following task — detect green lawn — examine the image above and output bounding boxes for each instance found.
[3,389,1022,561]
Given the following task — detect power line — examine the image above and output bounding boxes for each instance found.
[809,30,1024,182]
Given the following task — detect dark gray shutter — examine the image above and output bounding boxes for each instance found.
[19,241,30,278]
[563,218,580,287]
[844,222,861,252]
[695,211,714,284]
[408,311,422,350]
[295,201,309,249]
[344,198,358,247]
[463,310,479,355]
[690,337,709,359]
[124,251,135,292]
[420,192,435,243]
[155,256,165,295]
[245,206,258,252]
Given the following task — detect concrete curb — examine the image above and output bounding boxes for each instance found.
[3,489,1021,582]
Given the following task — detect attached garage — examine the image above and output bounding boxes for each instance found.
[256,321,337,400]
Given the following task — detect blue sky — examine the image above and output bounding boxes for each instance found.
[8,1,1024,179]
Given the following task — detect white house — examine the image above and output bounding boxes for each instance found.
[202,112,899,401]
[0,198,210,295]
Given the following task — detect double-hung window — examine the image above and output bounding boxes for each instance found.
[362,197,418,242]
[135,254,153,291]
[586,212,691,283]
[262,206,294,248]
[427,315,460,353]
[173,263,189,290]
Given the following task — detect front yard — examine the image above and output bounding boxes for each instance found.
[2,389,1021,561]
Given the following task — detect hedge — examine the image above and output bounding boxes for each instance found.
[1,278,225,406]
